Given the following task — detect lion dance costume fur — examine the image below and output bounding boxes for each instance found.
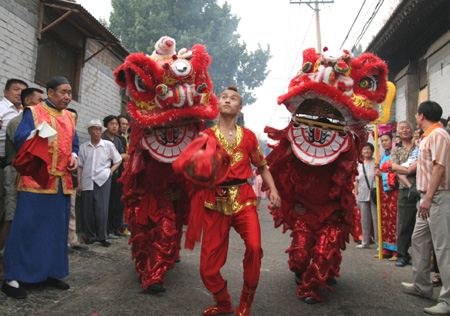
[114,36,218,291]
[265,47,388,303]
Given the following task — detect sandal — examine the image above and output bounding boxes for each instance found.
[433,274,442,287]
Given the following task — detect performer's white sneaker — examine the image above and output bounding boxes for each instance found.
[424,304,450,315]
[401,282,432,298]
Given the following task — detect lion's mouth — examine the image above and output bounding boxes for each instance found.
[293,99,347,132]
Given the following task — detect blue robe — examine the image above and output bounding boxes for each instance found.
[3,100,79,283]
[380,150,391,192]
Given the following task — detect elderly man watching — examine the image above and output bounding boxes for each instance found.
[2,77,78,299]
[391,121,418,268]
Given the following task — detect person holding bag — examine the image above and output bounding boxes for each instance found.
[355,143,378,249]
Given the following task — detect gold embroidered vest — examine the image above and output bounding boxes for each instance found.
[17,102,76,194]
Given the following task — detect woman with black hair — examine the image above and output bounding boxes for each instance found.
[375,133,399,260]
[102,115,126,239]
[355,143,378,249]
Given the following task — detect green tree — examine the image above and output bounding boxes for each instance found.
[352,44,363,57]
[109,0,271,105]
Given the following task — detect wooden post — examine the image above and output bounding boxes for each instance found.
[374,124,383,259]
[314,2,322,52]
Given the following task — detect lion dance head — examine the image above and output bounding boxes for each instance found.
[114,36,218,163]
[268,47,388,166]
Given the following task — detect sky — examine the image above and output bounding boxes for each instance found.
[76,0,400,140]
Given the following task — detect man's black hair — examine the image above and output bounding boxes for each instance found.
[67,108,78,115]
[46,76,70,93]
[20,88,44,107]
[417,101,442,123]
[103,115,119,128]
[118,114,130,122]
[5,79,28,91]
[363,142,375,153]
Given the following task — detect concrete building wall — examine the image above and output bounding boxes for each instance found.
[390,30,450,125]
[0,0,125,142]
[426,31,450,119]
[392,67,408,124]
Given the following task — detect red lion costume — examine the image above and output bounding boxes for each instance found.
[265,47,388,303]
[114,36,218,292]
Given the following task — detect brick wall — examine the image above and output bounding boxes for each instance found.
[0,0,40,89]
[0,0,125,143]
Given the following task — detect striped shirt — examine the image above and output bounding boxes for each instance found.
[416,123,450,192]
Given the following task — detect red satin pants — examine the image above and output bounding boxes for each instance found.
[287,217,344,302]
[200,206,262,294]
[129,199,178,290]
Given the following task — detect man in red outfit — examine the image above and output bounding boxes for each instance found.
[187,86,281,316]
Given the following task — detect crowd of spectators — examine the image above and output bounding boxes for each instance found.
[0,77,130,298]
[355,101,450,314]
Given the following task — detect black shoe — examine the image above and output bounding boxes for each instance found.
[174,258,181,263]
[2,281,27,299]
[114,230,126,237]
[295,272,302,285]
[72,245,89,251]
[147,283,166,293]
[100,240,111,247]
[326,278,337,286]
[85,239,95,245]
[395,259,409,267]
[304,296,318,305]
[45,278,70,290]
[68,247,75,254]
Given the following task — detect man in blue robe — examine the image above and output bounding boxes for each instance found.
[2,77,79,299]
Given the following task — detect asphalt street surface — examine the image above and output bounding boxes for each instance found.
[0,199,439,315]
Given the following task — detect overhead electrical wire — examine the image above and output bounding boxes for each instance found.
[352,0,385,50]
[266,10,315,127]
[340,0,367,49]
[284,11,315,92]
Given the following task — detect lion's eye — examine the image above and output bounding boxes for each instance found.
[171,59,192,77]
[359,76,379,91]
[134,74,146,92]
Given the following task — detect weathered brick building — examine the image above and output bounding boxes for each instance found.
[366,0,450,124]
[0,0,129,141]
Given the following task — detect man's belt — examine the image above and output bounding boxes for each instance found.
[204,179,255,216]
[218,179,247,187]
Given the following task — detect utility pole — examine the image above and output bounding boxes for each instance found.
[289,0,334,52]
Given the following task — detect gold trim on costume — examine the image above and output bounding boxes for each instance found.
[50,114,58,174]
[212,125,244,166]
[17,102,74,195]
[251,145,267,167]
[30,106,39,127]
[204,183,257,216]
[17,175,60,194]
[41,102,65,116]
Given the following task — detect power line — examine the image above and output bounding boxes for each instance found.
[265,11,315,129]
[340,0,367,49]
[352,0,385,50]
[284,12,315,92]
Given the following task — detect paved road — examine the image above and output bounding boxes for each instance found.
[0,199,438,315]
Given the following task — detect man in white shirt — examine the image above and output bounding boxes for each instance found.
[0,79,27,248]
[0,88,43,258]
[0,79,28,157]
[77,119,122,247]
